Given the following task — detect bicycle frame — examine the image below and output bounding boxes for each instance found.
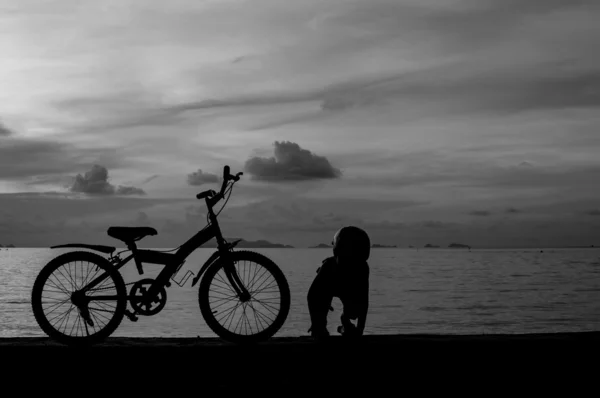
[77,187,250,307]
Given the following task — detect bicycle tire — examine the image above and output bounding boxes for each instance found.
[31,251,127,346]
[198,250,290,344]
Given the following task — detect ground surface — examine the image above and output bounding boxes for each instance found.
[2,332,597,392]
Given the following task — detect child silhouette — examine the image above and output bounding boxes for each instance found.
[307,226,370,338]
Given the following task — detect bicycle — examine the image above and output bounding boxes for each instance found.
[31,165,291,346]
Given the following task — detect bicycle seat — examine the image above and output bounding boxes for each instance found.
[107,226,157,243]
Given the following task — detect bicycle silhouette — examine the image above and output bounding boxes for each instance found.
[31,166,291,346]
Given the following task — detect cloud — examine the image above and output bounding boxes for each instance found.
[517,161,534,168]
[586,209,600,216]
[0,137,122,180]
[469,210,492,216]
[70,165,146,196]
[141,175,159,184]
[115,186,147,196]
[244,141,342,181]
[0,193,192,246]
[0,121,13,136]
[186,169,219,186]
[421,220,451,229]
[321,90,382,112]
[52,90,185,134]
[506,208,522,214]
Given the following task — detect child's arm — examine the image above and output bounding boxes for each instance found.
[355,267,370,336]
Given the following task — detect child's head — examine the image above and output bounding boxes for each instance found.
[332,226,371,263]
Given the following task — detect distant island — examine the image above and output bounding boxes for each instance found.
[236,239,294,248]
[372,244,397,248]
[448,243,471,249]
[0,244,15,248]
[424,244,440,248]
[310,243,332,248]
[203,238,293,249]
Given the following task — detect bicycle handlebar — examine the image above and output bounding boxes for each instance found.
[196,165,243,206]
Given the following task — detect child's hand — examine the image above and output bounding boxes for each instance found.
[338,323,361,338]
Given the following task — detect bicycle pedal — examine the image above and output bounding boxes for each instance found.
[125,310,138,322]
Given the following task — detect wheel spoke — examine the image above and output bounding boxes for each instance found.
[42,298,72,315]
[48,273,71,295]
[54,306,74,333]
[248,266,269,292]
[48,304,74,325]
[213,272,237,295]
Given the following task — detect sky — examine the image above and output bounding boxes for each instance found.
[1,0,600,248]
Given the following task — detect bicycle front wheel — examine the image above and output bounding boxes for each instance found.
[31,251,127,346]
[199,250,290,344]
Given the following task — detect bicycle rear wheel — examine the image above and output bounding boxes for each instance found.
[198,250,290,344]
[31,251,127,346]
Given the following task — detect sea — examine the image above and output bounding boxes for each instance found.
[1,247,599,338]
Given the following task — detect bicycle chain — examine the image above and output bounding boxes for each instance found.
[88,280,137,292]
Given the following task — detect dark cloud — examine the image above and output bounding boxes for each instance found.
[469,211,492,217]
[354,151,600,197]
[287,0,600,118]
[313,67,600,117]
[518,161,534,168]
[115,186,147,196]
[24,175,73,187]
[586,209,600,216]
[0,121,13,136]
[244,141,342,181]
[465,165,600,191]
[0,137,122,180]
[506,208,522,214]
[71,165,115,195]
[53,92,184,133]
[186,169,219,186]
[421,220,452,229]
[0,193,191,246]
[70,165,146,196]
[170,93,314,114]
[321,90,382,112]
[325,0,599,53]
[141,175,159,184]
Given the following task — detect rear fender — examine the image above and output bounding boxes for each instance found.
[50,243,115,255]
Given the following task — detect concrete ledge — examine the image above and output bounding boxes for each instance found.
[2,331,599,347]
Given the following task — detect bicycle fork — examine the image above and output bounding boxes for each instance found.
[223,261,251,302]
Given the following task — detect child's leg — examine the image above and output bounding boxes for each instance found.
[339,299,359,335]
[307,263,335,335]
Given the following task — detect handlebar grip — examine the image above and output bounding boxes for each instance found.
[224,165,230,179]
[196,190,216,199]
[232,172,243,182]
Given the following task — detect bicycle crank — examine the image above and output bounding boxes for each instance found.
[129,278,167,316]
